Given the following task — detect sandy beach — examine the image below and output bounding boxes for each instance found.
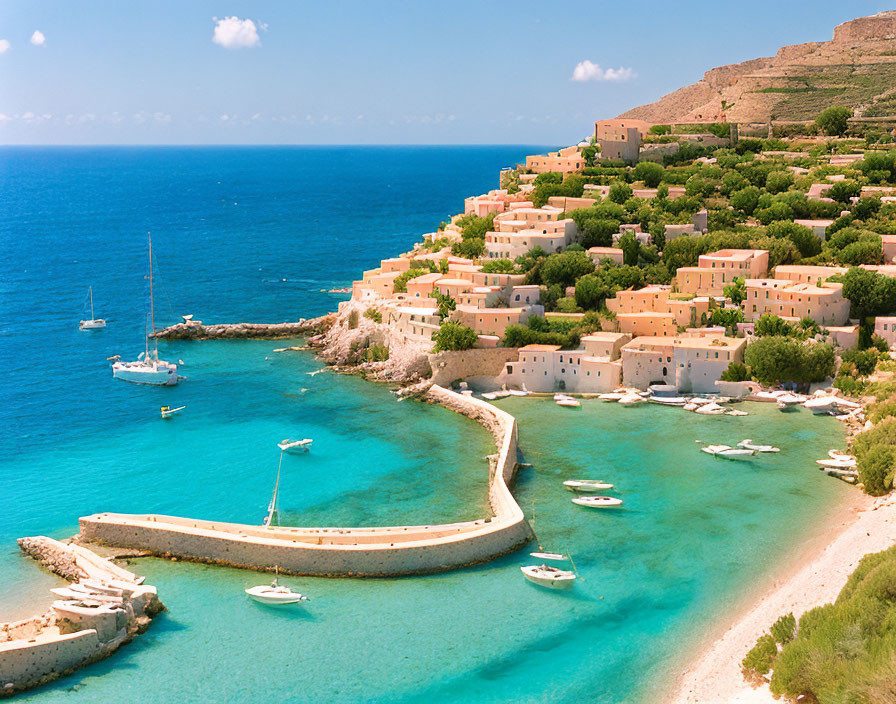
[671,491,896,704]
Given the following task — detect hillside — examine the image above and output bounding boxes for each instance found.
[619,11,896,124]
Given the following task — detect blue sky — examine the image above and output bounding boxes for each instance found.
[0,1,892,145]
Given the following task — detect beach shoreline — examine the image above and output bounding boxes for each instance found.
[669,489,896,704]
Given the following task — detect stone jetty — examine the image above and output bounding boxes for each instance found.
[153,314,334,341]
[0,537,163,698]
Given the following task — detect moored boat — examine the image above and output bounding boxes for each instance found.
[816,456,856,470]
[563,479,614,492]
[160,405,185,419]
[245,581,309,605]
[520,564,576,589]
[571,495,623,508]
[695,402,726,415]
[79,287,106,330]
[737,439,780,453]
[701,444,755,460]
[278,438,312,452]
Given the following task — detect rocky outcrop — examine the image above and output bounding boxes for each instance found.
[619,12,896,124]
[154,315,334,341]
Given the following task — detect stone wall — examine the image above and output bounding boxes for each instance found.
[428,348,520,388]
[78,387,533,577]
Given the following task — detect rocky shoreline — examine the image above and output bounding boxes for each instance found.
[153,315,335,341]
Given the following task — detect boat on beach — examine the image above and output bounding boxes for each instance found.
[521,564,576,589]
[563,479,614,492]
[695,402,726,415]
[618,393,645,406]
[112,234,178,386]
[572,496,623,508]
[598,392,626,401]
[278,438,312,452]
[79,287,106,330]
[649,395,688,406]
[701,444,755,460]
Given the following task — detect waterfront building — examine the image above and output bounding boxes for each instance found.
[620,334,747,393]
[524,146,585,174]
[743,278,850,325]
[675,249,769,296]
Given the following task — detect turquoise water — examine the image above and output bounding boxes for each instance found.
[10,394,848,704]
[0,147,851,702]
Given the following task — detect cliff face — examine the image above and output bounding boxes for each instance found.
[619,12,896,124]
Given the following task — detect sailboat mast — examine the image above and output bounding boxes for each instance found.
[148,232,158,360]
[265,452,284,527]
[89,286,94,319]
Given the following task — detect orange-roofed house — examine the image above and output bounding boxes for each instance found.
[676,249,769,297]
[524,146,584,174]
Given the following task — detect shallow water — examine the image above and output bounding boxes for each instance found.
[0,147,851,703]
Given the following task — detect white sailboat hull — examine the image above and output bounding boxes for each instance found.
[79,319,106,330]
[113,360,178,386]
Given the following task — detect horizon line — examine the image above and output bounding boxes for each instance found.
[0,142,561,148]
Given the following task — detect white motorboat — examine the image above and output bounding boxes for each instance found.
[481,392,499,400]
[598,392,625,401]
[529,551,567,561]
[701,444,755,460]
[520,564,576,589]
[245,581,309,605]
[816,456,856,470]
[777,393,803,412]
[695,402,726,415]
[649,395,688,406]
[160,405,185,419]
[278,438,312,452]
[829,449,852,459]
[726,409,748,416]
[755,390,786,401]
[803,397,841,415]
[683,403,698,411]
[553,393,572,401]
[618,393,645,405]
[112,234,178,386]
[572,496,623,508]
[737,439,780,453]
[79,287,106,330]
[563,479,614,492]
[556,397,581,408]
[507,389,530,397]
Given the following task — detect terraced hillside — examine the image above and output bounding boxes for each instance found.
[619,12,896,124]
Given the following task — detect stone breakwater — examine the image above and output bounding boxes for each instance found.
[1,537,163,698]
[153,315,334,341]
[77,387,533,577]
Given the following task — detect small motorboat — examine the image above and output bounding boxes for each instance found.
[695,402,726,415]
[245,580,309,605]
[737,439,780,453]
[598,392,625,402]
[556,397,581,408]
[829,449,852,459]
[777,394,803,412]
[726,409,748,416]
[572,496,623,508]
[278,438,313,452]
[554,393,571,401]
[481,392,499,400]
[563,479,614,492]
[649,395,688,406]
[160,405,185,419]
[618,393,645,406]
[520,564,576,589]
[683,402,698,411]
[804,396,842,415]
[507,389,530,397]
[529,551,567,561]
[701,444,755,460]
[816,456,856,470]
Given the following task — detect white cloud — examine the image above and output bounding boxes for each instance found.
[30,30,45,47]
[212,17,262,49]
[571,60,635,83]
[0,39,10,53]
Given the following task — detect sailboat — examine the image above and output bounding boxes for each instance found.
[112,234,178,386]
[263,452,285,528]
[79,287,106,330]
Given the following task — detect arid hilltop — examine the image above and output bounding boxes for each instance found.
[619,11,896,124]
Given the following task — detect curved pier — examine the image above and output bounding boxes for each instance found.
[78,386,533,577]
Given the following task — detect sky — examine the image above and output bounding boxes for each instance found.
[0,0,893,145]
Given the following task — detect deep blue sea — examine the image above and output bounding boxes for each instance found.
[0,147,850,703]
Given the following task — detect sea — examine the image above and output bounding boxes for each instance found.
[0,146,851,703]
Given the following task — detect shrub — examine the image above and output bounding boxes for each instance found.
[451,237,485,259]
[364,344,389,362]
[720,361,751,382]
[481,258,516,273]
[857,445,896,496]
[730,186,761,215]
[540,251,595,289]
[742,633,777,677]
[432,321,478,352]
[770,613,796,645]
[744,336,835,385]
[814,105,852,136]
[608,181,633,204]
[348,310,360,329]
[765,170,794,194]
[363,308,382,324]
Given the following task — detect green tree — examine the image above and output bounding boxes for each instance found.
[730,186,761,215]
[432,321,478,352]
[724,277,747,306]
[765,170,794,194]
[580,218,620,249]
[540,251,596,289]
[744,336,835,385]
[766,220,821,258]
[841,267,896,318]
[827,180,862,204]
[432,290,456,320]
[608,181,633,204]
[451,237,485,259]
[720,361,751,382]
[481,258,516,273]
[814,105,852,136]
[633,161,664,188]
[618,232,640,266]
